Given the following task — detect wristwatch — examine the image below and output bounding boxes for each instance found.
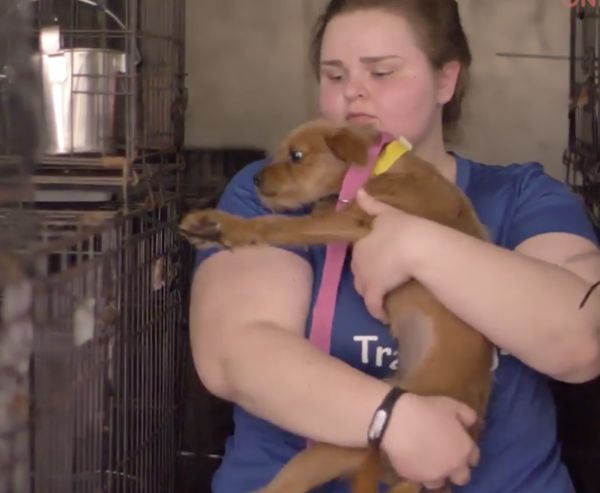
[367,386,406,449]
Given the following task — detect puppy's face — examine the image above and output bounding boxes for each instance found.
[254,120,379,211]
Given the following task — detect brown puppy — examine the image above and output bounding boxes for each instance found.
[180,119,494,493]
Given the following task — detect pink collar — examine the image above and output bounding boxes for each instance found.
[308,132,394,353]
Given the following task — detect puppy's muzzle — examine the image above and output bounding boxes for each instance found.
[253,172,276,197]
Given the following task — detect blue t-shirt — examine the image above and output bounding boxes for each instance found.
[195,154,599,493]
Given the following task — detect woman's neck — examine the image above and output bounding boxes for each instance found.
[412,131,457,184]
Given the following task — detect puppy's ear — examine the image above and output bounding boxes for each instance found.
[324,124,379,166]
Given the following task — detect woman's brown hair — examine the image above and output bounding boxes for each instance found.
[310,0,471,135]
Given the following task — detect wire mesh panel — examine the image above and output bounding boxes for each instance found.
[564,3,600,232]
[107,199,187,493]
[25,200,186,493]
[28,214,122,493]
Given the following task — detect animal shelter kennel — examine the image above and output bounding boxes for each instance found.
[0,0,191,491]
[1,1,600,493]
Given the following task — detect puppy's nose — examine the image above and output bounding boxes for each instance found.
[253,173,262,187]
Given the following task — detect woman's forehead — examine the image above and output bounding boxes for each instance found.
[320,10,423,61]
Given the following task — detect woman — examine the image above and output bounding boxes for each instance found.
[191,0,600,491]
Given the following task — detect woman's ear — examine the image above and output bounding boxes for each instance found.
[324,124,378,166]
[436,60,461,105]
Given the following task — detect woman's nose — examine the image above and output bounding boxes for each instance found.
[343,79,367,101]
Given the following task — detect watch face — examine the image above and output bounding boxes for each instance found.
[368,409,388,441]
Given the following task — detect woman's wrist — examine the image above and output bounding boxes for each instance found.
[367,386,407,449]
[378,390,414,454]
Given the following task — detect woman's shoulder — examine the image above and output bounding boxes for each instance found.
[457,155,597,247]
[461,157,562,193]
[458,155,583,207]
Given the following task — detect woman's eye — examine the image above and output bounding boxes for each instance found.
[372,71,393,79]
[289,150,304,163]
[322,72,344,82]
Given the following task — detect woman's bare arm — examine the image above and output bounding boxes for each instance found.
[190,245,391,447]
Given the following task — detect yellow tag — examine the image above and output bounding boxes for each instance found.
[372,136,412,176]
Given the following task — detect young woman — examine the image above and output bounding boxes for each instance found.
[190,1,600,491]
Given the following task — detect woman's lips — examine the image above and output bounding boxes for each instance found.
[346,113,377,123]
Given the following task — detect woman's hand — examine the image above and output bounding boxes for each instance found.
[382,393,481,489]
[351,189,427,322]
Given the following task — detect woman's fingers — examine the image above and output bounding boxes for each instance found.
[468,446,480,468]
[454,402,478,428]
[363,287,387,322]
[422,479,446,490]
[449,465,472,486]
[355,188,391,215]
[422,464,472,490]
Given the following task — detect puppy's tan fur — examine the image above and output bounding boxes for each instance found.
[180,119,494,493]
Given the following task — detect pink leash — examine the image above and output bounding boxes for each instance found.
[308,132,394,353]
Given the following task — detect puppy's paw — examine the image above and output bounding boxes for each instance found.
[179,209,264,249]
[179,210,228,249]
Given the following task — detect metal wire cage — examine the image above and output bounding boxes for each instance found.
[564,2,600,232]
[0,0,186,203]
[24,199,188,493]
[1,1,189,491]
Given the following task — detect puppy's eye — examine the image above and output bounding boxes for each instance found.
[289,150,304,163]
